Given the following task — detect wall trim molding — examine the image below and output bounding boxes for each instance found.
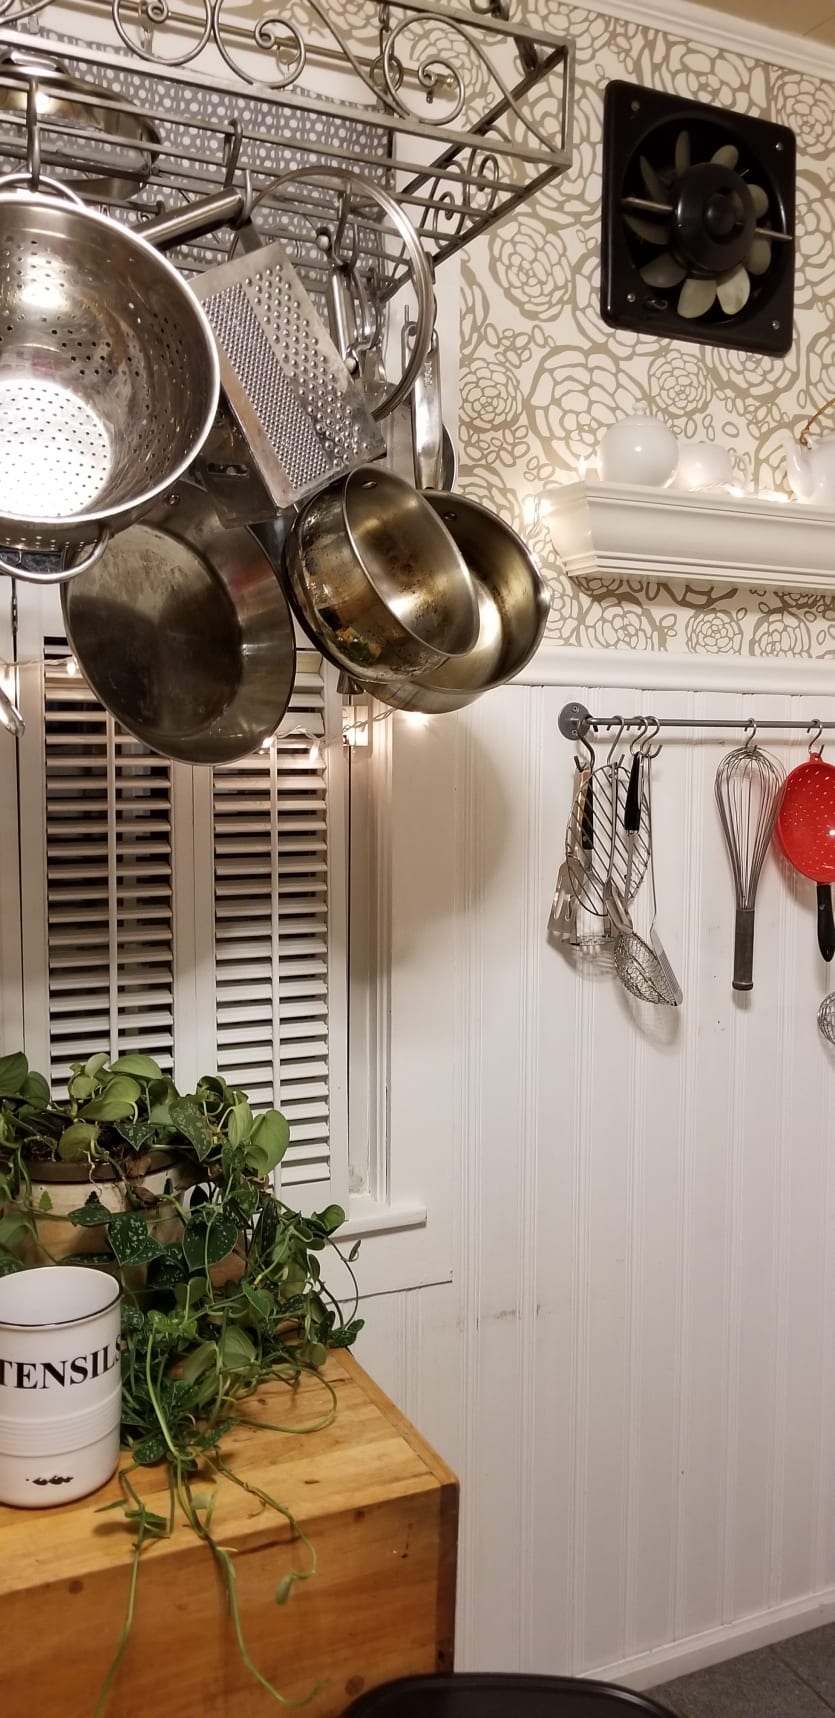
[516,643,835,695]
[582,0,835,82]
[589,1584,835,1692]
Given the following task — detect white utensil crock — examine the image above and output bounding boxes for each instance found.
[0,1265,121,1508]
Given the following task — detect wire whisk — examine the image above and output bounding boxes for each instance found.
[714,731,785,992]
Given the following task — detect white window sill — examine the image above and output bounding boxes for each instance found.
[339,1195,450,1298]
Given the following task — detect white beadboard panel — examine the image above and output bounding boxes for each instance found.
[367,671,835,1680]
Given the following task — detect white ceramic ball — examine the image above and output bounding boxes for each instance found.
[674,441,734,492]
[597,415,678,487]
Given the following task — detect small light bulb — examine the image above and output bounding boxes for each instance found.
[65,656,79,677]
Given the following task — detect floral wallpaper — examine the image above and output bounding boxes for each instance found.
[456,3,835,659]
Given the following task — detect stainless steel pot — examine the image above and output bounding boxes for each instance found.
[280,465,479,681]
[371,492,550,712]
[0,174,221,580]
[61,482,296,765]
[369,321,549,710]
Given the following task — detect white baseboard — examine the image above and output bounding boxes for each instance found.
[588,1587,835,1693]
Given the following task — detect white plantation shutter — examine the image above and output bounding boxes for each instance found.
[14,611,348,1203]
[211,655,336,1189]
[19,642,175,1091]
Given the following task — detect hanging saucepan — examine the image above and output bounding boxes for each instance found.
[0,110,244,581]
[776,739,835,961]
[364,318,550,712]
[61,482,295,766]
[0,47,160,203]
[277,464,479,679]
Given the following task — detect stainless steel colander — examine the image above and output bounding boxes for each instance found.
[0,175,220,580]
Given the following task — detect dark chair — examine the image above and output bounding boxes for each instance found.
[343,1675,675,1718]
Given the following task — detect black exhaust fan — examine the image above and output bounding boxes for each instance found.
[601,80,795,355]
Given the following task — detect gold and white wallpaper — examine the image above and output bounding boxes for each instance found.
[456,3,835,659]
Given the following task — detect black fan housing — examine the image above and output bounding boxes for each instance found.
[601,81,796,355]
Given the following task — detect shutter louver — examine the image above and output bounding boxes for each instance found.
[212,651,332,1188]
[42,647,175,1093]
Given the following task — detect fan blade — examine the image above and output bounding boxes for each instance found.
[641,252,687,287]
[675,130,691,173]
[717,264,751,314]
[711,144,739,169]
[749,184,769,217]
[640,153,667,201]
[678,276,717,318]
[746,236,772,275]
[625,212,669,245]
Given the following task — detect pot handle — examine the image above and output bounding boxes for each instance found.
[0,528,111,585]
[0,169,87,207]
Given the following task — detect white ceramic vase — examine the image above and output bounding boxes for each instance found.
[597,415,678,487]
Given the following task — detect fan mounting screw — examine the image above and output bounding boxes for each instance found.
[630,99,640,111]
[772,319,780,330]
[776,140,784,151]
[627,291,636,302]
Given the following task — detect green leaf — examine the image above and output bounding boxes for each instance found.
[121,1304,144,1335]
[170,1098,215,1161]
[37,1188,53,1213]
[147,1077,178,1125]
[147,1244,189,1288]
[80,1096,135,1123]
[245,1109,290,1176]
[180,1341,216,1386]
[58,1121,97,1162]
[0,1258,23,1276]
[99,1075,141,1105]
[115,1121,158,1152]
[218,1325,256,1373]
[68,1196,112,1228]
[182,1208,237,1269]
[84,1053,110,1078]
[301,1340,328,1370]
[241,1280,273,1323]
[348,1240,361,1263]
[68,1072,96,1102]
[0,1052,27,1096]
[21,1071,50,1108]
[108,1213,166,1267]
[132,1431,167,1466]
[110,1055,163,1081]
[311,1203,345,1236]
[329,1317,364,1349]
[254,1199,278,1265]
[227,1100,253,1149]
[0,1212,31,1250]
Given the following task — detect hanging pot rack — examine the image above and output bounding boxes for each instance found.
[560,702,835,741]
[0,1,574,301]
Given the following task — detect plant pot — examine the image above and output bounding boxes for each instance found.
[7,1153,191,1270]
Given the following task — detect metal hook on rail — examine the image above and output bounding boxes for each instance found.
[606,716,626,766]
[743,717,758,752]
[808,718,825,758]
[629,717,648,757]
[575,720,595,772]
[641,715,663,760]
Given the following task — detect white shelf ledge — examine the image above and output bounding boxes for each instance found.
[550,481,835,594]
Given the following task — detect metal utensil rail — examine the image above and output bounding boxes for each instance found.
[559,702,835,741]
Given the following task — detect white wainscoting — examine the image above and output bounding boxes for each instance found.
[356,653,835,1687]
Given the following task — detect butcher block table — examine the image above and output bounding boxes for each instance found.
[0,1353,458,1718]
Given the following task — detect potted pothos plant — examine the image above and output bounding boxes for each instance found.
[0,1050,363,1715]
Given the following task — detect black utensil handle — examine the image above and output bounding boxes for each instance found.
[732,906,755,991]
[581,774,594,851]
[624,754,642,833]
[818,885,835,963]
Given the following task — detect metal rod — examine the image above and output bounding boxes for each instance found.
[558,700,835,742]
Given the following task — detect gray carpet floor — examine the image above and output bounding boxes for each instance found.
[651,1626,835,1716]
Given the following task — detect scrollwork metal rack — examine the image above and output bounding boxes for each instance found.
[0,0,574,303]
